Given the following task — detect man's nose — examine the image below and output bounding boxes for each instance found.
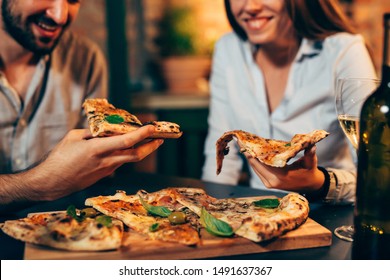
[45,0,69,25]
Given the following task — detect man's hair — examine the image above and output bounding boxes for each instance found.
[224,0,356,41]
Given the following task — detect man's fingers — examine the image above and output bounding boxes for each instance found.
[91,125,157,153]
[64,129,91,140]
[82,129,94,140]
[107,139,164,164]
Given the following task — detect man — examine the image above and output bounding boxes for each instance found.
[0,0,163,209]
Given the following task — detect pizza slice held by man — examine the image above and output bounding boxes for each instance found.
[82,98,183,138]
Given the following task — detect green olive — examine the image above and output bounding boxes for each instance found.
[80,208,98,218]
[168,211,186,224]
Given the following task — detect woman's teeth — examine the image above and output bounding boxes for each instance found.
[246,18,269,30]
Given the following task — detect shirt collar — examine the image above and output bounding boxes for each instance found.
[294,38,323,62]
[244,38,323,63]
[0,54,49,84]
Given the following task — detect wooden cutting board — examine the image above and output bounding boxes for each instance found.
[24,217,331,260]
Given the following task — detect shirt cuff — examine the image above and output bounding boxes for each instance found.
[300,166,335,202]
[323,168,338,203]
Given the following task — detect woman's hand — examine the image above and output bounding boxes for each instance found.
[246,145,325,193]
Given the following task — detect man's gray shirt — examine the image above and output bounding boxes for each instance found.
[0,31,108,173]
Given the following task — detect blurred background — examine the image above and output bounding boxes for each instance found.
[71,0,230,95]
[70,0,390,181]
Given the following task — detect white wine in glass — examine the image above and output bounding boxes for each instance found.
[334,77,381,242]
[337,115,360,150]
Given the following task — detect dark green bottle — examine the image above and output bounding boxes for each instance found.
[352,13,390,260]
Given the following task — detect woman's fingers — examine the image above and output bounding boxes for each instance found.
[302,145,317,169]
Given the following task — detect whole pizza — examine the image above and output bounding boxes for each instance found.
[0,188,309,251]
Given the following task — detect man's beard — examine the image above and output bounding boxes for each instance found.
[1,0,66,56]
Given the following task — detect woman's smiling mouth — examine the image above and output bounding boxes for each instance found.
[243,16,273,32]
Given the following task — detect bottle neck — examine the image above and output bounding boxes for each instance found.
[382,65,390,85]
[382,15,390,84]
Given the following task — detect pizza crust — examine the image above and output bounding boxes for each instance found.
[143,121,183,139]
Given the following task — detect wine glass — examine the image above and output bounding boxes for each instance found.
[334,77,381,242]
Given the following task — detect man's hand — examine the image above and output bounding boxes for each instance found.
[1,126,163,203]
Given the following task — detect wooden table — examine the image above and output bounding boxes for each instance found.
[0,172,354,260]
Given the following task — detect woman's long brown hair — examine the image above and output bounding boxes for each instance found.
[225,0,356,41]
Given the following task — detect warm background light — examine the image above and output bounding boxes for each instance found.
[71,0,390,86]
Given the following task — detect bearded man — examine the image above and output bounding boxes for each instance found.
[0,1,163,210]
[0,0,108,173]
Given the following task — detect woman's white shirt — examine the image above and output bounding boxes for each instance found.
[202,32,377,204]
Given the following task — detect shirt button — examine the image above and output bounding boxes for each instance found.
[14,158,23,166]
[19,119,27,127]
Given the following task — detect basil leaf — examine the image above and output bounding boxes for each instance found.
[66,205,84,222]
[284,143,291,147]
[96,215,113,228]
[105,114,124,124]
[149,223,160,232]
[138,195,172,217]
[200,207,234,237]
[253,198,280,209]
[66,205,77,218]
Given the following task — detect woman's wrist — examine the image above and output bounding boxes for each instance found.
[300,166,333,202]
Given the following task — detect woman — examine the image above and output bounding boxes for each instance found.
[201,0,377,204]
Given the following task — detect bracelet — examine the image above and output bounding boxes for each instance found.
[300,166,332,202]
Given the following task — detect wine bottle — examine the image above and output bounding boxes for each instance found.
[352,13,390,260]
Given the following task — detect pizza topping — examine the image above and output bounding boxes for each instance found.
[66,205,84,222]
[200,207,234,237]
[80,208,98,218]
[104,114,125,124]
[95,215,113,228]
[149,223,160,232]
[138,195,172,217]
[66,205,113,228]
[253,199,280,209]
[168,212,186,224]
